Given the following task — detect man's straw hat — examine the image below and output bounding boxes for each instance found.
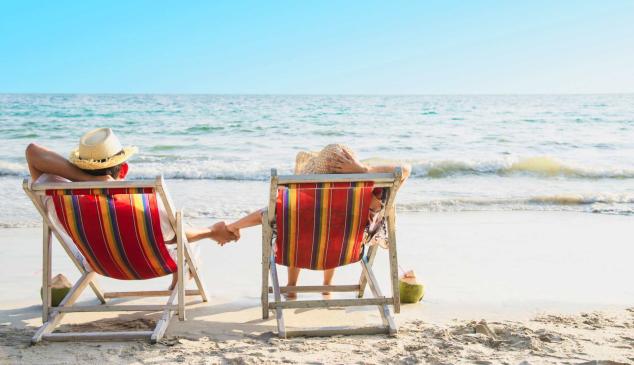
[69,128,137,170]
[295,144,357,174]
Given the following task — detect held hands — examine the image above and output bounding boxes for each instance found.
[330,149,368,173]
[226,223,240,242]
[209,221,239,245]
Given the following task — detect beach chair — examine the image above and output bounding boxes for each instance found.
[261,168,402,337]
[23,176,208,343]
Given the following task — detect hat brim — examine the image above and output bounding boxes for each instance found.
[295,151,318,173]
[69,146,138,170]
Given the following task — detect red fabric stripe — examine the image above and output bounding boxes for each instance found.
[108,195,146,278]
[146,194,177,273]
[120,195,159,278]
[322,183,348,269]
[294,184,317,268]
[79,196,126,278]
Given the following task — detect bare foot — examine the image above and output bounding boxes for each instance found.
[284,285,297,300]
[321,291,332,299]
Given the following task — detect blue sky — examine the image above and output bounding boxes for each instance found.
[1,1,633,94]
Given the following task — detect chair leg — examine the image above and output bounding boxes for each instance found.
[386,207,401,314]
[32,272,94,344]
[184,243,209,302]
[269,255,286,338]
[357,244,378,298]
[42,224,52,323]
[176,211,186,321]
[34,273,191,344]
[261,212,272,320]
[88,281,107,304]
[360,260,397,335]
[151,286,178,343]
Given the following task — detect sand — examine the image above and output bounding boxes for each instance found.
[1,309,632,364]
[1,211,633,364]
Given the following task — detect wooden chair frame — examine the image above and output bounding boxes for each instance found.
[23,176,209,343]
[261,168,402,337]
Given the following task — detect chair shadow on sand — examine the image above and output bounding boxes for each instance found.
[0,293,390,346]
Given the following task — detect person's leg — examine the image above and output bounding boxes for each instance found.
[285,267,301,299]
[322,269,335,298]
[168,242,201,290]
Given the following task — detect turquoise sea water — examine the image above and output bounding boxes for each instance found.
[1,94,633,227]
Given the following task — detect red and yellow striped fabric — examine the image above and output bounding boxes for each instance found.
[275,182,374,270]
[46,188,177,280]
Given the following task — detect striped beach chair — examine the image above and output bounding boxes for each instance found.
[23,176,208,343]
[261,169,402,337]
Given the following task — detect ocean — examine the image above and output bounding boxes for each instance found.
[1,94,633,228]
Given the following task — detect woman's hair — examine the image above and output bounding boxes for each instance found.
[80,163,123,179]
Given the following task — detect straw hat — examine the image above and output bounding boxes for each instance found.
[295,144,358,174]
[69,128,137,170]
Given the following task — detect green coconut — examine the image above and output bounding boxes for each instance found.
[41,274,72,307]
[399,270,424,303]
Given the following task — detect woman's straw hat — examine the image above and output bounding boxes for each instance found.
[295,144,357,174]
[69,128,137,170]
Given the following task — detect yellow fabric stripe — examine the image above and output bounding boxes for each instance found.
[96,196,135,279]
[132,194,165,276]
[62,196,85,251]
[344,184,362,264]
[316,182,330,269]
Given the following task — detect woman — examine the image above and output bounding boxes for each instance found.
[225,144,411,298]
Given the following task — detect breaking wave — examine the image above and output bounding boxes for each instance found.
[0,161,27,177]
[398,193,634,215]
[2,156,633,180]
[408,156,634,179]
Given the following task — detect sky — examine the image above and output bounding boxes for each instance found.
[0,1,633,94]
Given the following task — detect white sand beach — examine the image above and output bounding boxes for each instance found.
[1,211,632,364]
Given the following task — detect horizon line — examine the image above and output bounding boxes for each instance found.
[1,92,634,97]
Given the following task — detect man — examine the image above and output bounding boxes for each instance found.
[26,128,236,286]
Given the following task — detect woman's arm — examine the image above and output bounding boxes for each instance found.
[225,209,264,241]
[367,163,411,185]
[331,149,411,185]
[25,143,110,182]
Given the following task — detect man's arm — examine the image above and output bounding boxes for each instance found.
[25,143,110,182]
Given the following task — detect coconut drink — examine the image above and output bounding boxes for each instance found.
[399,270,424,303]
[41,273,72,307]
